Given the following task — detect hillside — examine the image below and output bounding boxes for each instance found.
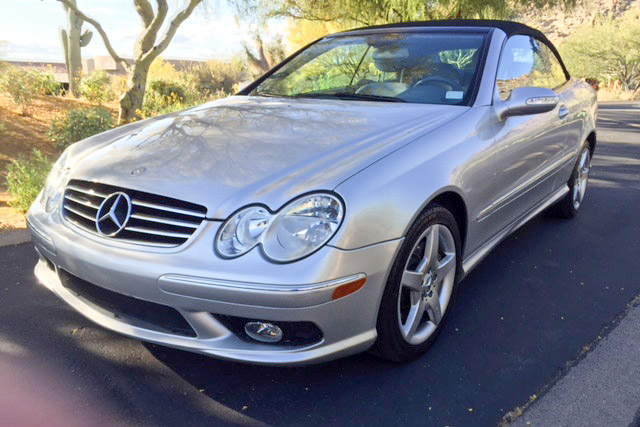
[517,0,639,44]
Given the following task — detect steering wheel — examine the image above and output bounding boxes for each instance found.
[412,76,461,91]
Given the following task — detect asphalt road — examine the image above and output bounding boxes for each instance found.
[0,103,638,427]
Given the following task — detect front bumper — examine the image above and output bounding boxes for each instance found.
[27,200,401,366]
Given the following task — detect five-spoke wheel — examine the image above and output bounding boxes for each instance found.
[572,147,591,209]
[372,205,461,361]
[555,143,592,218]
[398,224,456,345]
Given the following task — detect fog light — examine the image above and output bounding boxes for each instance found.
[244,321,283,343]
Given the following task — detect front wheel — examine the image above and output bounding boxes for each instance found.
[554,144,592,218]
[371,205,461,362]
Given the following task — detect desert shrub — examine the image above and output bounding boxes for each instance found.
[134,57,245,119]
[48,106,115,149]
[80,70,113,104]
[148,79,187,102]
[188,58,247,95]
[31,70,63,96]
[560,7,640,91]
[0,66,40,113]
[6,149,52,212]
[139,90,189,118]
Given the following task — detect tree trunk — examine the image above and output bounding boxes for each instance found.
[118,61,150,124]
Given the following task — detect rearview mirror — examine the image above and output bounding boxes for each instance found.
[495,87,559,120]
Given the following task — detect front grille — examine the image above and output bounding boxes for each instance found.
[62,179,207,247]
[59,269,197,337]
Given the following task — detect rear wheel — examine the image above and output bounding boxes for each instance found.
[554,144,591,218]
[371,205,461,362]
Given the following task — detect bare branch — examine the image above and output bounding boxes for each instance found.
[56,0,129,71]
[133,0,154,27]
[134,0,169,58]
[141,0,202,63]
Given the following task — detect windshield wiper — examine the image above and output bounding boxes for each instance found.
[294,92,407,103]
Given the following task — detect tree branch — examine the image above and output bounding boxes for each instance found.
[133,0,154,27]
[134,0,169,58]
[56,0,130,71]
[141,0,202,63]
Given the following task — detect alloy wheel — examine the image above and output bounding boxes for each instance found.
[397,224,456,345]
[572,147,591,209]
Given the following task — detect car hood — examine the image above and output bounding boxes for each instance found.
[68,95,467,218]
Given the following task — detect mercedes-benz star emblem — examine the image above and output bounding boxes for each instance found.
[96,192,132,237]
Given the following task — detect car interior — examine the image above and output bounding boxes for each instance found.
[355,35,482,104]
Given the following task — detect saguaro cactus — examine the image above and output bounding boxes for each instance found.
[59,0,92,97]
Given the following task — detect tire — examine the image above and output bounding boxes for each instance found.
[371,205,462,362]
[554,144,592,218]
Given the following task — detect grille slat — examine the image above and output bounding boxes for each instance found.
[64,193,101,210]
[130,213,199,229]
[62,179,207,247]
[66,184,110,199]
[124,226,193,239]
[65,204,98,221]
[131,199,206,218]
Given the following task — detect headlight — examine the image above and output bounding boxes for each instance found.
[215,193,344,262]
[41,149,70,212]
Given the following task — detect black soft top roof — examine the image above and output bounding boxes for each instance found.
[341,19,546,40]
[339,19,569,79]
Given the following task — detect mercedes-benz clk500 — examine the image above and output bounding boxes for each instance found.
[27,20,597,365]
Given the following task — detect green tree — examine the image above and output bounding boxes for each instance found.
[560,8,640,91]
[234,0,576,27]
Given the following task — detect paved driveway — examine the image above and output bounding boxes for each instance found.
[0,103,638,426]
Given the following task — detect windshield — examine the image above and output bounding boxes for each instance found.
[251,32,486,105]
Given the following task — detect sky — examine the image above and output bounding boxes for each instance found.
[0,0,285,62]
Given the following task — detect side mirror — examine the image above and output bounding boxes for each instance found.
[495,87,559,120]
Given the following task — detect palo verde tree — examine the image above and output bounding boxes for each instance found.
[560,7,640,92]
[235,0,576,28]
[57,0,203,124]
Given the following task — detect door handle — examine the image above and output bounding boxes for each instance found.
[558,105,569,119]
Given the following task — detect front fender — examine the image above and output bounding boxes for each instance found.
[330,106,496,253]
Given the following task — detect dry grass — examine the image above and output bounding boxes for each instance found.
[0,192,26,231]
[0,93,117,230]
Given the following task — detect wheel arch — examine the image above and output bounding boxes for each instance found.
[407,187,469,257]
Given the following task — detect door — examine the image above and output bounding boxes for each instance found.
[486,35,569,232]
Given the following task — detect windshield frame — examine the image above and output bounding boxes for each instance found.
[238,27,493,107]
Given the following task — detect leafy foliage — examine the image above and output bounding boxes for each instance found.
[32,70,64,96]
[235,0,576,27]
[80,70,114,104]
[148,79,188,102]
[137,57,245,118]
[191,58,248,94]
[48,106,115,150]
[6,149,52,213]
[559,8,640,91]
[285,20,343,52]
[0,67,41,114]
[0,67,63,113]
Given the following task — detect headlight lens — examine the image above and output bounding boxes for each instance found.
[215,193,344,262]
[41,150,70,212]
[216,207,270,257]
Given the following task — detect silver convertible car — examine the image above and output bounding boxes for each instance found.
[27,20,596,365]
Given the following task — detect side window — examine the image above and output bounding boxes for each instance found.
[496,35,566,100]
[537,42,568,89]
